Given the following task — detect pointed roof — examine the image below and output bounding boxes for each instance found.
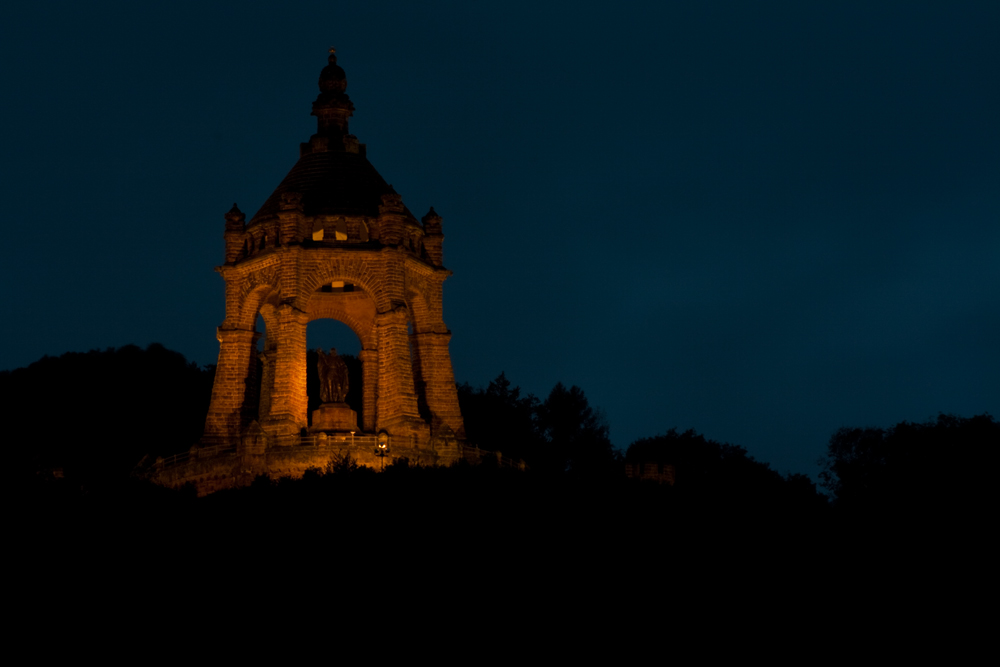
[251,151,397,221]
[249,49,406,225]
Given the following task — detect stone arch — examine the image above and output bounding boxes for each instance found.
[304,288,377,350]
[257,302,280,348]
[297,259,390,313]
[237,282,281,331]
[303,283,380,434]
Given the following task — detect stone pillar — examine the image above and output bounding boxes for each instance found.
[203,327,258,445]
[375,308,422,434]
[258,348,276,422]
[277,192,305,245]
[263,304,308,441]
[359,348,378,432]
[241,333,263,426]
[410,331,466,440]
[378,194,406,245]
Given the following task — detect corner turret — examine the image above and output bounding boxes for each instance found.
[421,207,444,266]
[223,203,246,264]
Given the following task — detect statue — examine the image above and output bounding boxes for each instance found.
[316,347,349,404]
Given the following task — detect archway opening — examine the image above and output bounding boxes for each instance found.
[244,312,272,425]
[306,318,363,427]
[255,314,267,352]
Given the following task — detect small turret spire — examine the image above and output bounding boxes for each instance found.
[225,203,245,229]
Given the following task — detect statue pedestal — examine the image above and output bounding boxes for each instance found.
[309,403,359,433]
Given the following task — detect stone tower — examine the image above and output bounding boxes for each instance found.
[201,49,465,466]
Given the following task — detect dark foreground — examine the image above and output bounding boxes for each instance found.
[17,460,979,596]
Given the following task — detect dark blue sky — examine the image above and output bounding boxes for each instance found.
[2,1,997,478]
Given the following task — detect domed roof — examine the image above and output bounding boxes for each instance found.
[318,53,347,95]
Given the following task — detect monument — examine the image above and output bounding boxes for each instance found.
[150,49,466,494]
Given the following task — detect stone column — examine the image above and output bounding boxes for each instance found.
[241,333,263,426]
[258,348,276,422]
[263,304,309,442]
[203,327,258,445]
[375,308,422,434]
[359,348,378,432]
[410,331,466,440]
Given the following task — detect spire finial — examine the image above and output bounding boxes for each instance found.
[308,48,355,152]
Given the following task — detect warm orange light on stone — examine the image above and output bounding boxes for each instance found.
[152,50,466,495]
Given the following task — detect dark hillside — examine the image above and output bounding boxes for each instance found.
[3,344,214,486]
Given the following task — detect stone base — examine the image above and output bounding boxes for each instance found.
[309,403,359,433]
[257,415,304,446]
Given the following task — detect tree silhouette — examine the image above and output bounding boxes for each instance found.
[627,428,827,517]
[2,344,214,486]
[457,372,543,465]
[537,382,617,476]
[820,413,998,517]
[458,375,619,475]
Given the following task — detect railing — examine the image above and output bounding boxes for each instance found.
[298,434,378,448]
[148,435,382,472]
[145,435,526,473]
[154,443,237,471]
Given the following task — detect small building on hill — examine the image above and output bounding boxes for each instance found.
[625,462,676,485]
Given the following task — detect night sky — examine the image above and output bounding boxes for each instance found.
[2,2,997,478]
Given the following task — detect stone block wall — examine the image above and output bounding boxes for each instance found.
[410,331,465,439]
[203,327,258,445]
[202,205,465,459]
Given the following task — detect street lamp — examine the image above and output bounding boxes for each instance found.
[374,430,390,472]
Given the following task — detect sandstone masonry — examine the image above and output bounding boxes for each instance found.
[152,50,466,494]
